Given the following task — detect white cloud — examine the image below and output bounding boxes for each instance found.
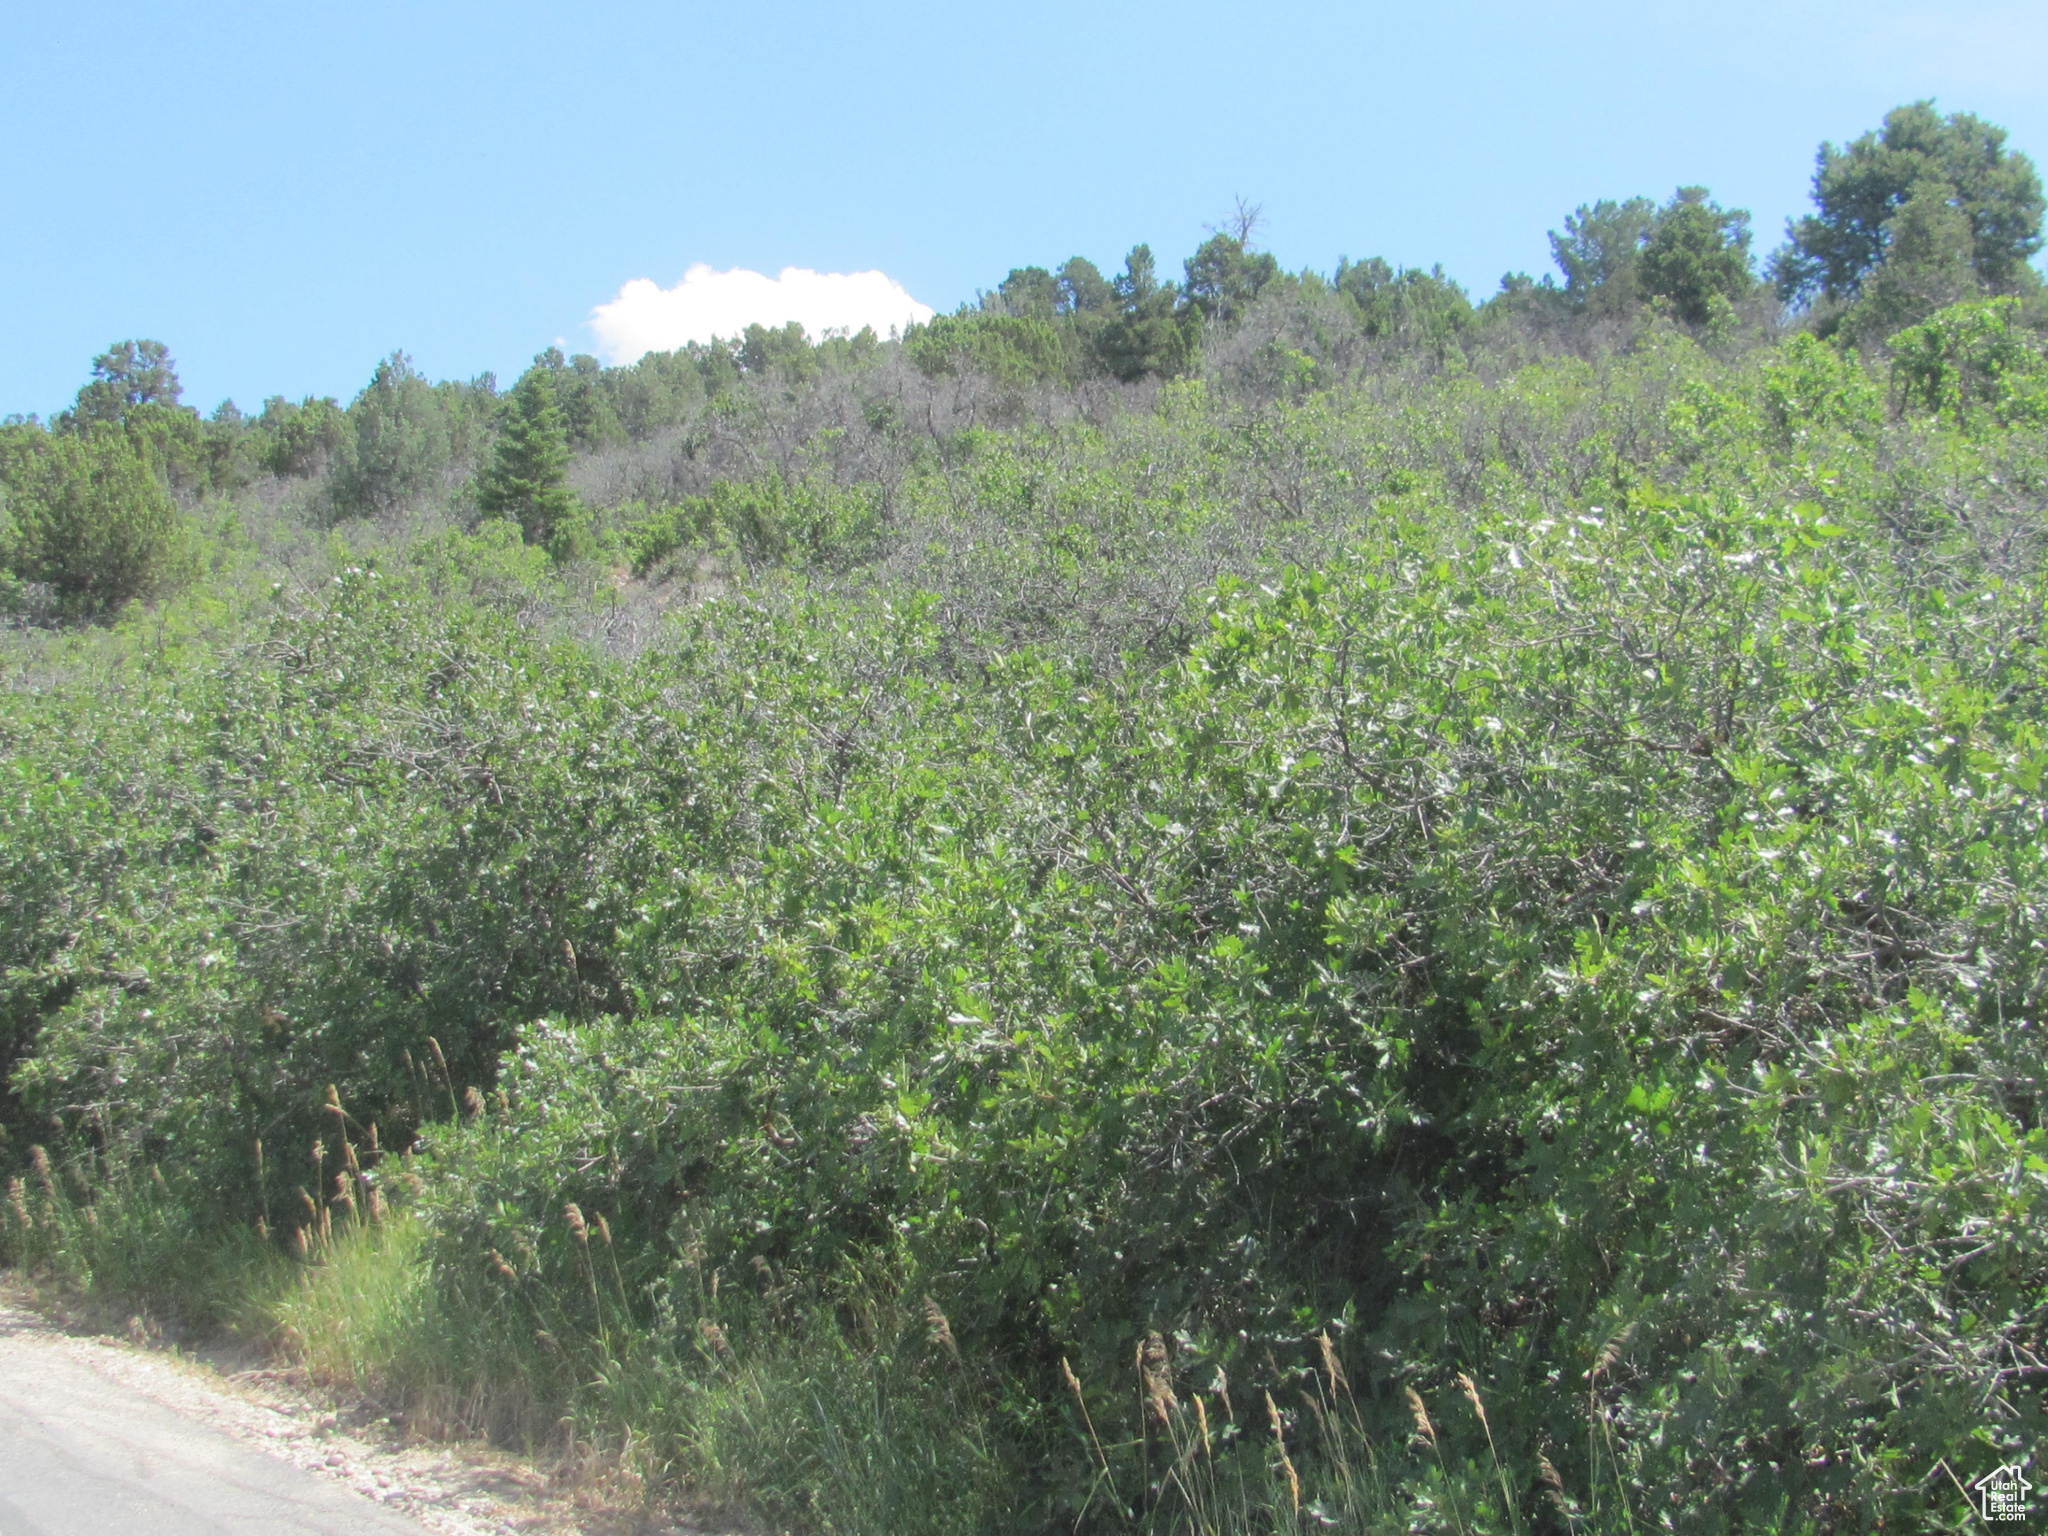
[589,264,936,364]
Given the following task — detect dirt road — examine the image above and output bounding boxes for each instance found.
[0,1301,636,1536]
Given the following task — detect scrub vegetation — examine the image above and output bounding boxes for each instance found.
[3,103,2047,1533]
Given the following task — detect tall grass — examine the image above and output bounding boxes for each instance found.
[5,1150,1660,1533]
[0,1146,272,1333]
[262,1215,1540,1536]
[257,1204,1014,1533]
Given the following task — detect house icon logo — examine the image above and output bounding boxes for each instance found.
[1973,1462,2033,1522]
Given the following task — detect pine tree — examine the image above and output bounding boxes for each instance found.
[477,362,575,548]
[1638,188,1756,327]
[330,352,451,520]
[1773,102,2045,307]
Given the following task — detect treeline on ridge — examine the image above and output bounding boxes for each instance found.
[5,99,2043,628]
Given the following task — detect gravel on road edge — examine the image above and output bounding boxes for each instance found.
[0,1280,727,1536]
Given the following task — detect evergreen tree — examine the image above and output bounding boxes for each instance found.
[1550,197,1656,317]
[3,426,184,620]
[1546,189,1755,329]
[329,352,452,519]
[1094,245,1190,380]
[477,360,576,549]
[253,394,349,478]
[1838,181,1983,342]
[64,340,183,428]
[1639,187,1756,326]
[736,322,817,380]
[1182,232,1279,326]
[1774,101,2045,306]
[1054,256,1115,316]
[992,266,1058,319]
[1336,257,1474,354]
[552,350,623,450]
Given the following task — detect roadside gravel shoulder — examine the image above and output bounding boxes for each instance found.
[0,1281,713,1535]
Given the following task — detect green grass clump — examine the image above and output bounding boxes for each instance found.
[1,1150,273,1335]
[260,1209,1013,1533]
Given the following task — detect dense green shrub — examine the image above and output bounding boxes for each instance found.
[617,473,888,575]
[253,394,351,478]
[1889,296,2048,427]
[6,316,2048,1531]
[906,312,1073,387]
[325,352,484,520]
[0,424,187,620]
[408,485,2047,1526]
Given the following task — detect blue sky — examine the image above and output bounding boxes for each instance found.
[4,0,2044,418]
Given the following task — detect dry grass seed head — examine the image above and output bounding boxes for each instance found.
[1458,1371,1491,1436]
[1594,1320,1636,1379]
[1209,1367,1232,1421]
[1141,1331,1178,1423]
[462,1086,484,1119]
[1265,1391,1301,1514]
[1538,1449,1571,1515]
[698,1318,735,1363]
[1405,1386,1437,1448]
[564,1203,589,1243]
[922,1296,959,1360]
[1059,1358,1110,1475]
[1318,1330,1347,1394]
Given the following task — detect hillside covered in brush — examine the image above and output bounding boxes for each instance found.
[3,102,2047,1534]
